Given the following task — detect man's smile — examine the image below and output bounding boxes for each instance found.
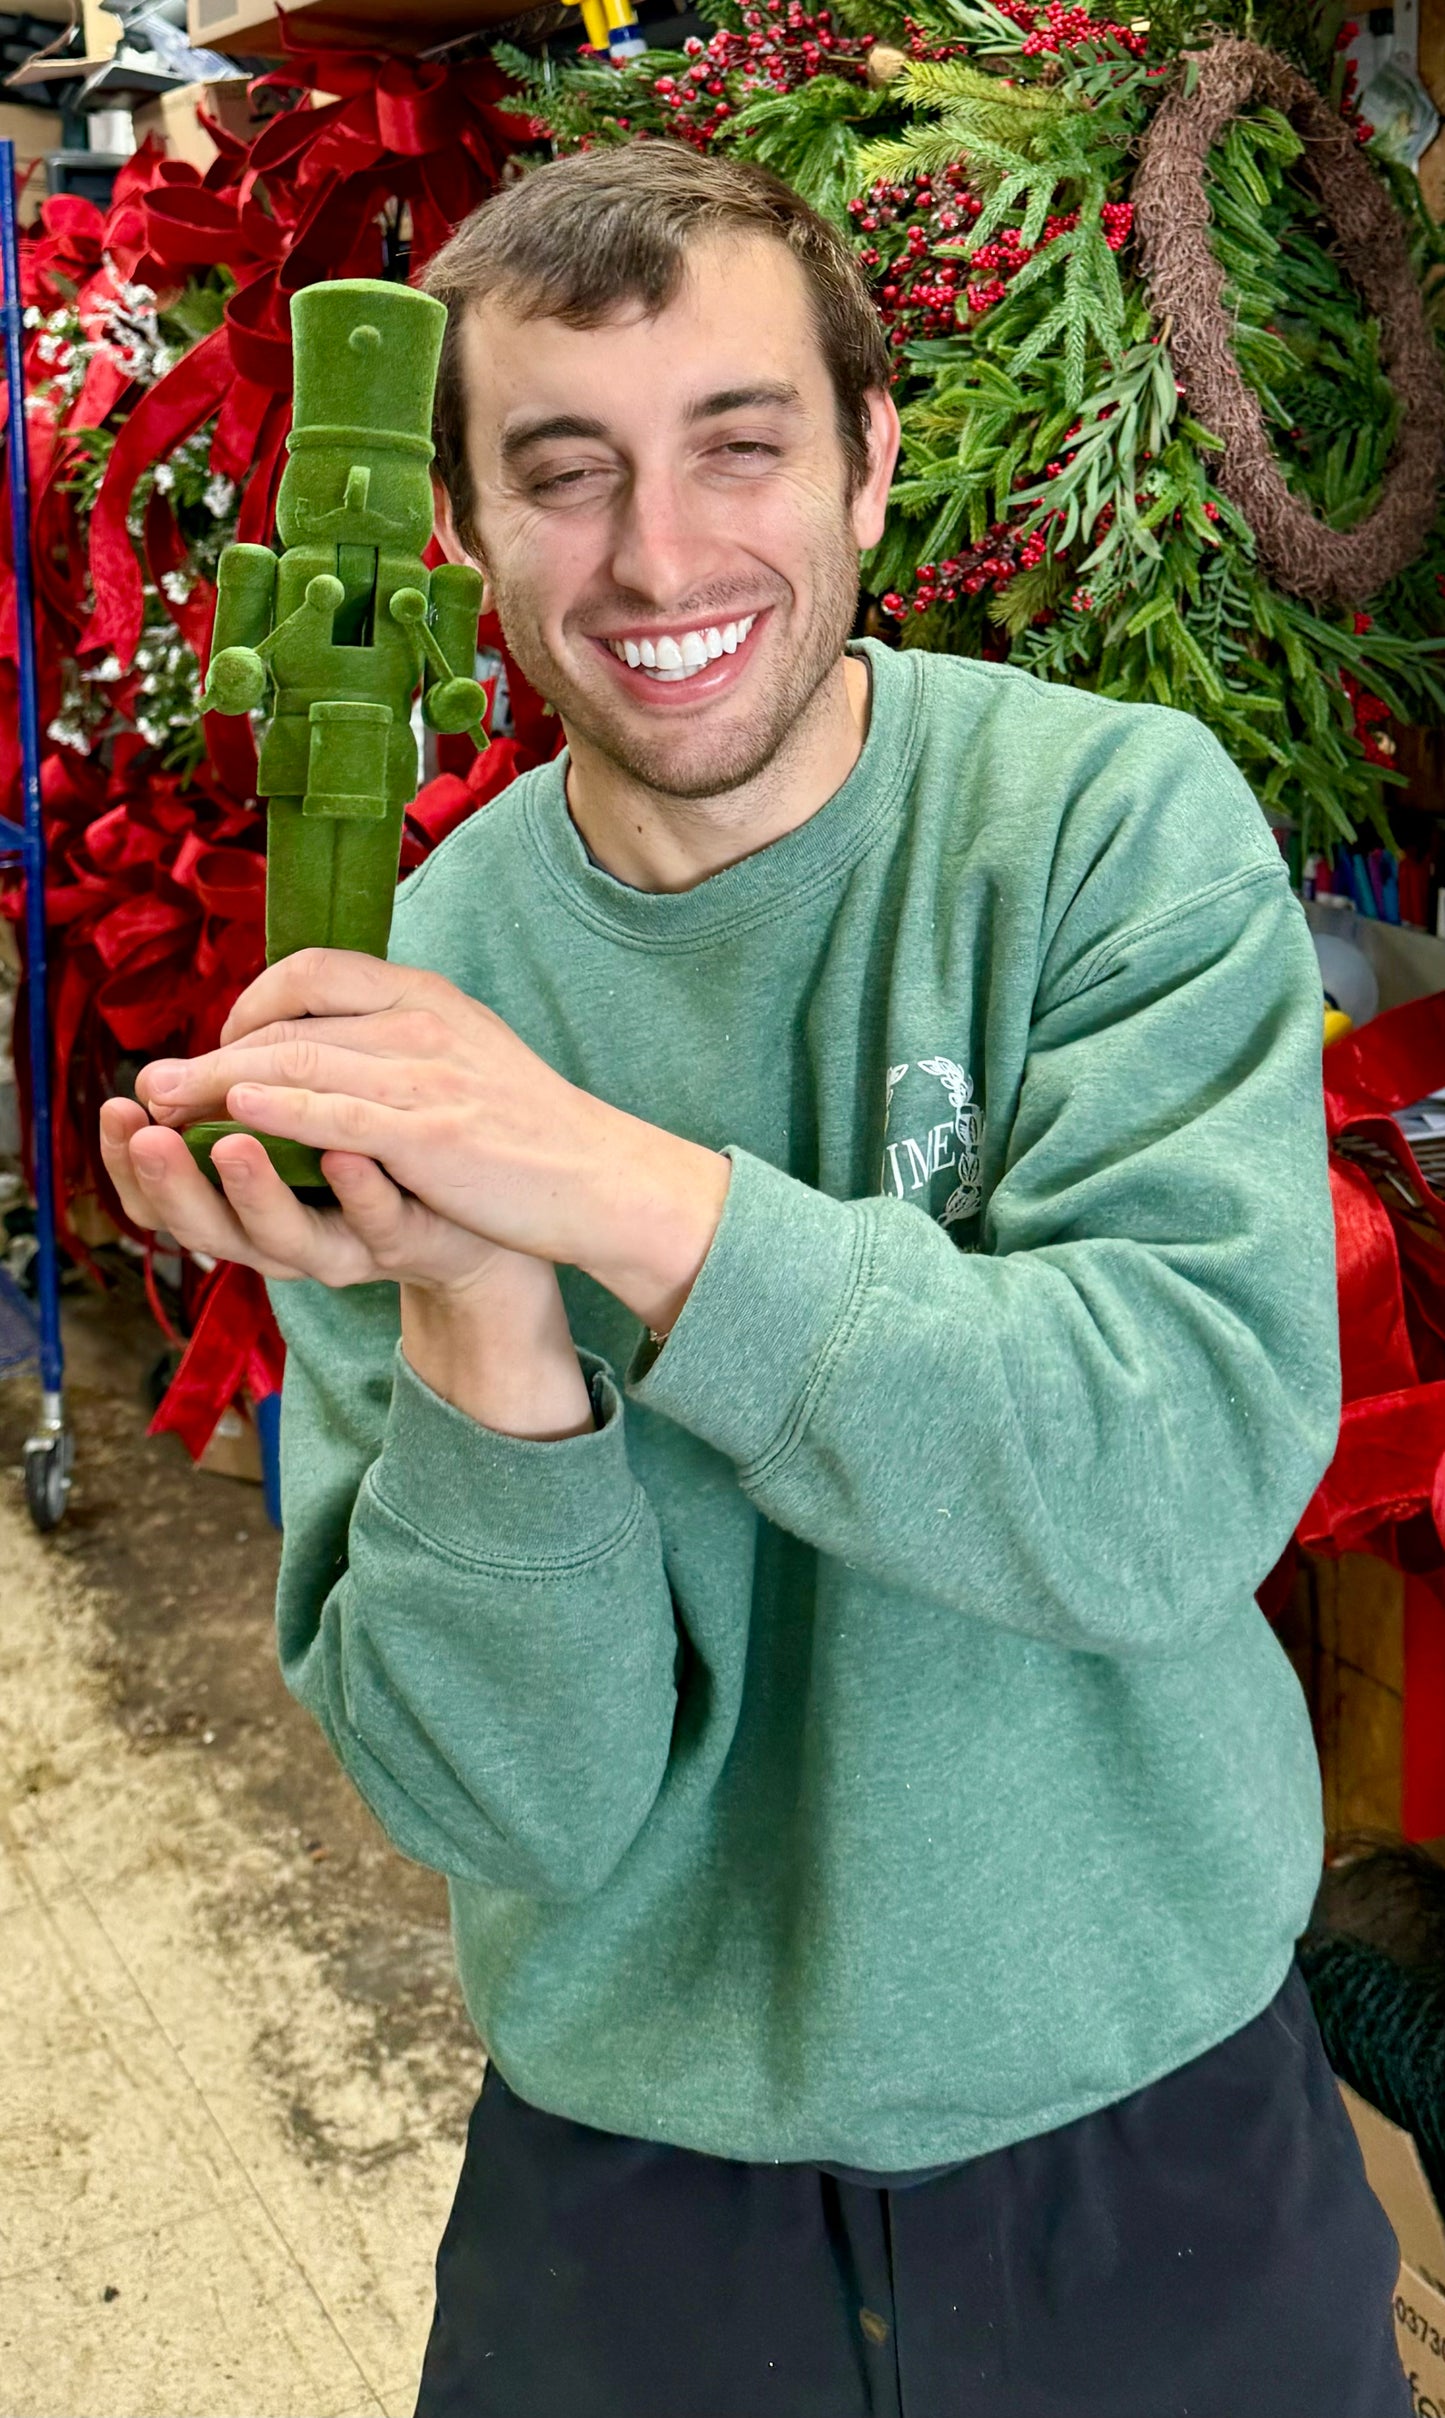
[587,608,769,700]
[601,614,758,678]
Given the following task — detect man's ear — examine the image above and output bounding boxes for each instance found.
[848,387,902,555]
[431,478,492,608]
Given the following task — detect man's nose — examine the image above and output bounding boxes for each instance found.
[607,466,724,605]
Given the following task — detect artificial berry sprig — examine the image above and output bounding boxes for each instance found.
[647,0,879,145]
[996,0,1148,56]
[848,164,984,350]
[878,508,1071,621]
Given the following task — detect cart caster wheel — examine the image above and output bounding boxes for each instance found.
[24,1429,73,1532]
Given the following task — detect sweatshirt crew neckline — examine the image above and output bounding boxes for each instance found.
[521,640,920,951]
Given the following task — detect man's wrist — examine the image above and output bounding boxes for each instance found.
[400,1262,596,1440]
[570,1107,731,1336]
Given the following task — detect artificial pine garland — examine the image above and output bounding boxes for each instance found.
[502,0,1445,858]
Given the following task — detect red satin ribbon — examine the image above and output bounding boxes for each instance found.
[148,1259,284,1459]
[1292,991,1445,1837]
[85,322,233,669]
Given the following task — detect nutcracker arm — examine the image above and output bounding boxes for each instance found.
[202,566,344,717]
[201,543,278,716]
[211,543,277,654]
[389,572,491,745]
[428,561,485,677]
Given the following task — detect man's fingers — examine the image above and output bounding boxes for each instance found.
[108,1122,291,1273]
[99,1099,387,1288]
[139,1030,435,1125]
[221,1080,400,1158]
[98,1099,159,1230]
[210,1137,376,1285]
[220,948,436,1046]
[190,1009,451,1062]
[322,1151,411,1249]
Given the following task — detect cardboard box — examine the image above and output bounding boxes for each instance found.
[187,0,539,57]
[1341,2082,1445,2414]
[197,1399,263,1484]
[0,103,65,211]
[132,82,220,175]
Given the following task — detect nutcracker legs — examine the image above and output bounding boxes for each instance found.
[264,794,407,964]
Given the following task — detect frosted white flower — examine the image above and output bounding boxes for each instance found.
[203,474,235,518]
[46,717,91,755]
[159,569,194,605]
[22,306,39,330]
[152,463,175,493]
[151,345,174,378]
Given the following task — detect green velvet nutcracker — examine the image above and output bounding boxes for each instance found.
[185,277,488,1196]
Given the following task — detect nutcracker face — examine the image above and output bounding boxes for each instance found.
[275,440,436,556]
[274,277,447,559]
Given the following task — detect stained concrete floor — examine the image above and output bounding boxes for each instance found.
[0,1286,483,2418]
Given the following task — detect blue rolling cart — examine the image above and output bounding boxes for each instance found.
[0,137,72,1531]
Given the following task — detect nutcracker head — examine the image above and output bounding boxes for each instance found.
[276,278,447,554]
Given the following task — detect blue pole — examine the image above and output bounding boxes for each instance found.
[0,140,64,1408]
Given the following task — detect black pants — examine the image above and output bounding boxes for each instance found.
[415,1966,1410,2418]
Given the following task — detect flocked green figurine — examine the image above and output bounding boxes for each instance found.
[185,276,488,1195]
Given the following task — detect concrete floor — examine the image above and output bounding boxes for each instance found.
[0,1305,479,2418]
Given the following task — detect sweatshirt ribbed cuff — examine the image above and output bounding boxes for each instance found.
[625,1146,867,1474]
[372,1343,639,1570]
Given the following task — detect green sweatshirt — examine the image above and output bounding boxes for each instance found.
[270,637,1338,2171]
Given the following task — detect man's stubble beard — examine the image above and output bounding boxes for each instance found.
[486,511,862,808]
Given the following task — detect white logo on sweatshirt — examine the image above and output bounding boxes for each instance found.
[881,1056,983,1227]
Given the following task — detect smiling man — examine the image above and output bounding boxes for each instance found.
[100,149,1411,2418]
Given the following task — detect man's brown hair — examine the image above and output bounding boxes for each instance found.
[421,145,891,552]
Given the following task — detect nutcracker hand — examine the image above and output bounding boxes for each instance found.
[202,646,267,716]
[423,675,489,736]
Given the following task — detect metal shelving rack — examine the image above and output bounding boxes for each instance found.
[0,135,73,1530]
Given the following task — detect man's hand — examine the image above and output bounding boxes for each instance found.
[98,1102,597,1439]
[100,1099,507,1294]
[131,949,731,1332]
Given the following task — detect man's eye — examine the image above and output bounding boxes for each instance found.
[531,466,603,495]
[717,441,777,461]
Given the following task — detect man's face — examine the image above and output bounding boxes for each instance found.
[456,233,898,802]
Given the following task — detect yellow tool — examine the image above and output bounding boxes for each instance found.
[579,0,647,57]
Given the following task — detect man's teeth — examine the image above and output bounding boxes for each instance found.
[608,616,756,681]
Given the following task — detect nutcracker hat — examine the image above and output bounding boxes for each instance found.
[287,278,446,452]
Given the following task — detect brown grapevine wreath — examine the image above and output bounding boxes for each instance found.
[1132,38,1445,608]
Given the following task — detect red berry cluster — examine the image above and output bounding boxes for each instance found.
[848,165,984,348]
[997,0,1147,56]
[879,505,1072,621]
[648,0,873,143]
